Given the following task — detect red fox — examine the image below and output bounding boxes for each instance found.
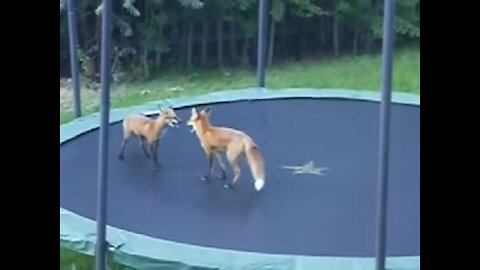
[118,106,180,169]
[187,107,266,191]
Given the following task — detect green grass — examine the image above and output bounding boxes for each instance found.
[60,248,132,270]
[60,47,419,124]
[60,47,419,269]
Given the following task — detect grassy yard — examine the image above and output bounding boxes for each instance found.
[60,47,419,124]
[59,47,420,269]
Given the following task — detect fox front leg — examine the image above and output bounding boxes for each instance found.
[139,136,151,159]
[215,153,227,180]
[150,141,161,170]
[201,152,214,182]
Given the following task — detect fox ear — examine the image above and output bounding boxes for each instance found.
[191,107,198,117]
[203,107,211,115]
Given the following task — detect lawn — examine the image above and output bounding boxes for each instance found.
[60,47,420,124]
[60,47,420,269]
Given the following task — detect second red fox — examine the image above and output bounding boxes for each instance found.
[118,107,181,169]
[187,107,266,191]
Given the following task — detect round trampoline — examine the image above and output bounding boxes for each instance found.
[60,88,420,270]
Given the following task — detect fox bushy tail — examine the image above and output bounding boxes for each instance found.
[245,144,266,191]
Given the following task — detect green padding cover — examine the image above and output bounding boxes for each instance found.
[60,88,420,270]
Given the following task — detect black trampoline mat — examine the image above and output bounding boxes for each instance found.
[60,98,420,257]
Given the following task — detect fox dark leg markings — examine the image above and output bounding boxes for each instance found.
[150,140,161,170]
[215,153,227,180]
[225,150,241,189]
[202,152,213,181]
[139,136,151,158]
[118,138,129,160]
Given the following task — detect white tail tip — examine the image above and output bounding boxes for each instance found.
[254,179,265,191]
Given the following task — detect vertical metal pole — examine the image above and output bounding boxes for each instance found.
[67,0,82,117]
[256,0,269,89]
[375,0,396,270]
[96,0,112,269]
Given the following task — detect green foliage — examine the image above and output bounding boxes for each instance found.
[371,0,420,38]
[236,0,256,10]
[122,0,141,17]
[177,0,204,9]
[396,0,420,37]
[337,0,371,25]
[77,48,95,80]
[290,0,329,18]
[96,0,141,16]
[271,0,286,21]
[395,16,420,37]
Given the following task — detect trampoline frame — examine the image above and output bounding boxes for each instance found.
[60,88,420,270]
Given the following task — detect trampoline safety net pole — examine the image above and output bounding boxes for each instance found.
[95,0,112,269]
[375,0,396,270]
[256,0,269,90]
[67,0,82,118]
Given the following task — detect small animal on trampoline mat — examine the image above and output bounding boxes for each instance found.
[118,106,181,169]
[187,107,266,191]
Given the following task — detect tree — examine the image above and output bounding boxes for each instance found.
[336,0,372,55]
[369,0,419,48]
[268,0,285,66]
[59,0,419,82]
[235,0,256,66]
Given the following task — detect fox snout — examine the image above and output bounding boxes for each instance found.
[186,120,196,133]
[168,117,181,128]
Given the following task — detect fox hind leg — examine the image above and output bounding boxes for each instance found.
[118,131,132,160]
[139,136,151,158]
[225,156,240,189]
[118,139,128,160]
[225,145,242,189]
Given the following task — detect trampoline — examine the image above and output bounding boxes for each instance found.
[60,88,420,270]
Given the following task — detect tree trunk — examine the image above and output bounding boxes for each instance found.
[142,1,151,79]
[142,46,149,80]
[353,27,359,55]
[366,0,375,53]
[229,22,238,65]
[201,20,208,67]
[89,15,102,81]
[241,35,249,66]
[366,29,375,53]
[268,18,276,67]
[186,22,194,71]
[320,16,327,48]
[216,19,224,69]
[333,3,339,57]
[181,20,187,69]
[80,17,90,54]
[155,52,162,67]
[280,21,288,59]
